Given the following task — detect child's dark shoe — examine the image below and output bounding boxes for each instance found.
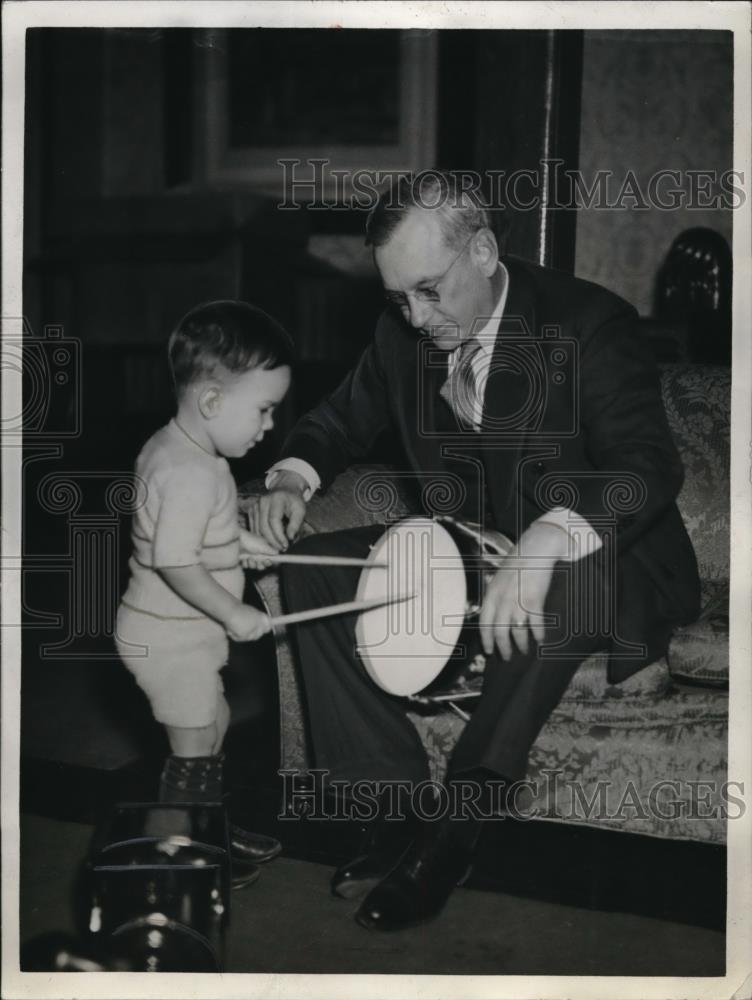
[229,825,282,864]
[231,858,262,890]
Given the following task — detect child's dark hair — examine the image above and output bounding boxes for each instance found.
[168,300,294,395]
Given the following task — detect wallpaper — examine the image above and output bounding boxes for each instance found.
[575,30,734,316]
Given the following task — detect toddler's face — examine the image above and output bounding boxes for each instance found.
[209,365,291,458]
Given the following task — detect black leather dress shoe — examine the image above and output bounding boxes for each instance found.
[331,814,416,899]
[229,825,282,864]
[354,819,480,931]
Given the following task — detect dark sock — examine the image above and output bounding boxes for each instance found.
[447,766,510,819]
[158,753,225,804]
[439,766,514,850]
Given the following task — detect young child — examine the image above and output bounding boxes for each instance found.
[115,300,292,867]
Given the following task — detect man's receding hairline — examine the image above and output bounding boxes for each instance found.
[378,202,470,254]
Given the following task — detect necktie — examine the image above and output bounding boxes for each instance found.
[439,337,483,428]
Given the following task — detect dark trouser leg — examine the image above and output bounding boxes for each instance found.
[448,548,629,784]
[281,526,431,787]
[355,547,674,931]
[355,550,615,931]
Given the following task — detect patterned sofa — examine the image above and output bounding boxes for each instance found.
[241,364,730,846]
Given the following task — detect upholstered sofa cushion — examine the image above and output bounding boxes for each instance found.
[661,364,730,582]
[660,364,730,688]
[409,684,730,844]
[300,464,413,530]
[667,578,729,687]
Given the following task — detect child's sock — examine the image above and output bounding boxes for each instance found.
[154,752,262,889]
[158,752,225,804]
[145,751,224,840]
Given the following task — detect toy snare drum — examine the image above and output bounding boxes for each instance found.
[354,516,513,697]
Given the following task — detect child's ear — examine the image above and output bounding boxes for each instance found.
[198,385,222,420]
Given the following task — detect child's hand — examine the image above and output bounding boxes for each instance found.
[239,527,279,571]
[225,604,272,642]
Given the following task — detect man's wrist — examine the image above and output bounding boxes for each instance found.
[520,520,570,561]
[265,459,320,500]
[268,469,308,497]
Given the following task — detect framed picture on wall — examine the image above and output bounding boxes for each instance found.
[197,27,438,200]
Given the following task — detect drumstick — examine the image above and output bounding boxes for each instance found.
[270,592,416,628]
[479,553,509,568]
[445,519,514,561]
[240,553,387,568]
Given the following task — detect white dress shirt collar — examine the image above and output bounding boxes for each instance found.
[465,261,510,354]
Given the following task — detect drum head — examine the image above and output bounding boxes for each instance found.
[355,517,467,697]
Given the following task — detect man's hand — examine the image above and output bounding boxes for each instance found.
[253,470,308,550]
[224,603,272,643]
[479,521,569,661]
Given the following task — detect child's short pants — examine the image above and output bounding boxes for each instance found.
[115,604,228,728]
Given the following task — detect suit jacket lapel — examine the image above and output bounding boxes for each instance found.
[404,335,450,484]
[398,260,540,515]
[481,257,539,514]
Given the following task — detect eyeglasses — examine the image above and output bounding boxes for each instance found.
[383,235,474,310]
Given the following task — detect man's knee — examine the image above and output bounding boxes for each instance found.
[540,556,612,652]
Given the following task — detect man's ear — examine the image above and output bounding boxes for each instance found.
[473,227,500,276]
[198,384,222,420]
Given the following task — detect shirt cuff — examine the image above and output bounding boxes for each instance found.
[265,458,321,502]
[534,507,603,562]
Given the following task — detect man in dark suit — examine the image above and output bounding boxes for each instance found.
[255,171,700,931]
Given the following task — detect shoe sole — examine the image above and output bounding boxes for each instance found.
[331,851,411,900]
[331,875,382,900]
[230,843,283,865]
[231,868,261,890]
[355,908,428,932]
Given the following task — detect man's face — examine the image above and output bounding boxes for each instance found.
[374,208,498,351]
